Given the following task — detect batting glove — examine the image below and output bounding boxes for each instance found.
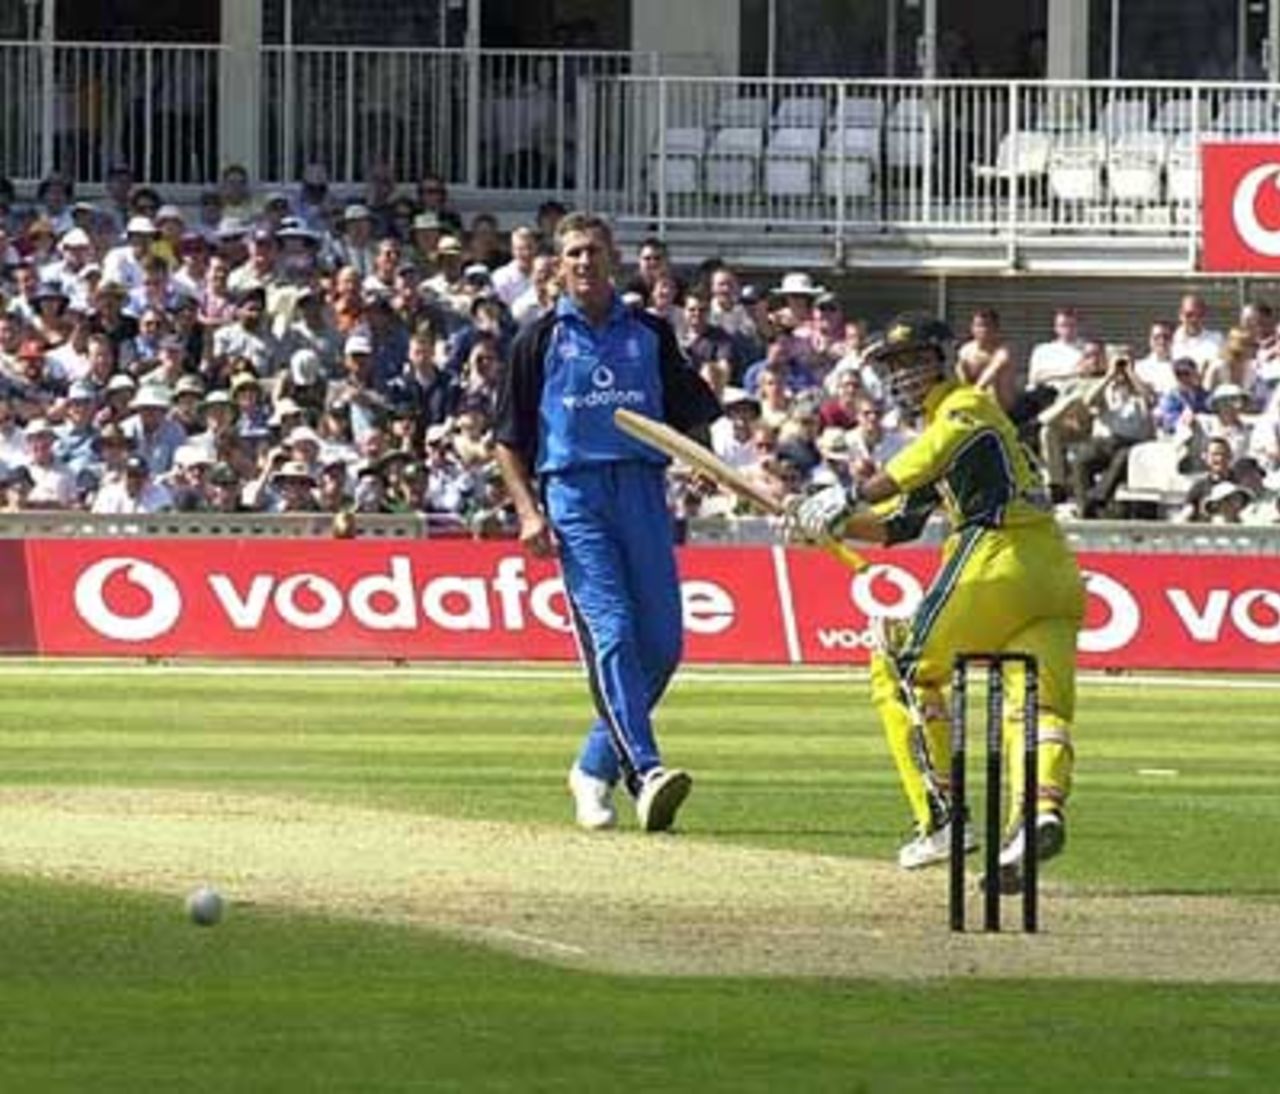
[788,481,860,542]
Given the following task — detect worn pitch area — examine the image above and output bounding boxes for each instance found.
[1,787,1273,982]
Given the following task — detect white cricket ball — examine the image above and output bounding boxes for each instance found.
[185,885,225,927]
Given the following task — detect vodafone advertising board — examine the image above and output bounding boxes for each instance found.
[22,539,785,662]
[11,540,1280,670]
[1201,141,1280,272]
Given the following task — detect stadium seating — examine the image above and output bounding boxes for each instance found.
[972,130,1053,186]
[1048,132,1105,205]
[648,126,706,196]
[820,124,878,202]
[1155,97,1213,134]
[704,126,764,197]
[1114,440,1197,513]
[1108,131,1168,206]
[885,96,935,172]
[764,126,823,198]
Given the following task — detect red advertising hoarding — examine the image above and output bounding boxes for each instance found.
[1201,141,1280,272]
[6,539,1279,670]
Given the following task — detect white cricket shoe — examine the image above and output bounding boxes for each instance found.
[995,810,1066,893]
[568,765,617,830]
[897,822,978,870]
[635,767,692,833]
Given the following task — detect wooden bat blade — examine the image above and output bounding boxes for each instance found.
[613,407,869,573]
[614,406,782,515]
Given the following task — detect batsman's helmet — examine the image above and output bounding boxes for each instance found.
[865,312,953,417]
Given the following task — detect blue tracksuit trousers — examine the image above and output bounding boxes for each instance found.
[543,460,683,797]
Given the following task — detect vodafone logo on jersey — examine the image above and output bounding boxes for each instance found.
[1202,142,1280,271]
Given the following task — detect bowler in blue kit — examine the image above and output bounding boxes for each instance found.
[494,213,720,832]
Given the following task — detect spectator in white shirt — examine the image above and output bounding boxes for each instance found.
[92,454,173,514]
[846,396,911,481]
[1250,385,1280,473]
[1027,307,1085,390]
[1200,384,1254,462]
[20,418,76,508]
[710,388,761,470]
[1071,346,1156,517]
[491,227,537,307]
[1134,320,1178,394]
[102,216,159,292]
[1172,293,1224,369]
[510,251,559,327]
[1240,299,1280,395]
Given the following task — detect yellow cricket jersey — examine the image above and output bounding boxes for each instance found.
[878,379,1053,543]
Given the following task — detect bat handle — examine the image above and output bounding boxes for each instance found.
[821,538,869,573]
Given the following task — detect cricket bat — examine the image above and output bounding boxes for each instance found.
[613,407,869,573]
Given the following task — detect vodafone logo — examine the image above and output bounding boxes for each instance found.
[62,553,737,644]
[591,364,615,388]
[1202,142,1280,272]
[74,557,182,642]
[1231,162,1280,257]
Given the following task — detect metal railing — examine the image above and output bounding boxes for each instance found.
[0,40,662,192]
[0,41,222,185]
[576,75,1280,258]
[0,511,428,539]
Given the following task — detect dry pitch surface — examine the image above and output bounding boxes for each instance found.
[1,787,1276,983]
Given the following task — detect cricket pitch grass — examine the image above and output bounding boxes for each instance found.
[2,665,1279,1090]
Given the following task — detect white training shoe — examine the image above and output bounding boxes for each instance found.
[995,810,1066,893]
[568,765,617,830]
[635,767,692,833]
[897,822,978,870]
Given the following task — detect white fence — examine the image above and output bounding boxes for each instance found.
[0,41,660,191]
[576,75,1280,247]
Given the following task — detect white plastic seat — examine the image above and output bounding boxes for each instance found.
[1048,132,1104,203]
[1033,88,1090,133]
[1166,131,1204,206]
[831,97,884,129]
[704,126,763,195]
[773,96,827,128]
[1114,440,1197,509]
[714,96,769,128]
[764,126,822,197]
[973,130,1052,183]
[821,126,879,200]
[1108,131,1168,204]
[1101,98,1150,139]
[885,97,935,170]
[1156,98,1212,133]
[1214,95,1274,133]
[647,126,705,195]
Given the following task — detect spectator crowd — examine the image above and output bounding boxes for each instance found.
[0,161,1277,529]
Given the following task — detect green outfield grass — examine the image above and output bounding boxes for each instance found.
[1,666,1278,1091]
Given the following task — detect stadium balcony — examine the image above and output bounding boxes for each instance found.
[0,39,1277,275]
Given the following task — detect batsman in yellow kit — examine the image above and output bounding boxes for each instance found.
[789,313,1085,891]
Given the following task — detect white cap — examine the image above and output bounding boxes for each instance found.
[286,425,322,448]
[60,227,92,249]
[126,215,158,236]
[772,271,825,296]
[131,385,173,410]
[23,417,55,438]
[174,444,213,469]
